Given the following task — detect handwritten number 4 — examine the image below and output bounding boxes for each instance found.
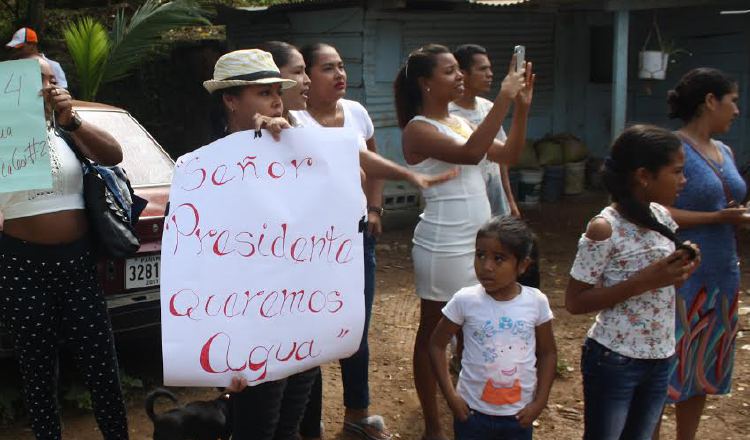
[4,73,23,106]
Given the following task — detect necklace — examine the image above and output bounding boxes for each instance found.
[435,116,472,138]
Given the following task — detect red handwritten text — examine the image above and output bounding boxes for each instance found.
[180,154,314,191]
[199,332,320,382]
[168,287,344,321]
[165,203,355,264]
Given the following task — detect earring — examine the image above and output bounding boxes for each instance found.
[426,87,431,93]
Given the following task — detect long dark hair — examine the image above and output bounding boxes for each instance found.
[667,68,736,122]
[300,42,333,75]
[258,41,298,70]
[209,86,243,139]
[602,124,682,244]
[393,44,451,129]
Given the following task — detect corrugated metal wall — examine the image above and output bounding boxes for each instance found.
[225,7,367,102]
[363,9,556,130]
[628,7,749,163]
[223,4,556,164]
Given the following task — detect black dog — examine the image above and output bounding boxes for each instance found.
[145,388,232,440]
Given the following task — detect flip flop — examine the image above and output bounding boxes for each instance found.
[343,415,393,440]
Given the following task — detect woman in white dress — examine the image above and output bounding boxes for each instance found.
[394,44,534,440]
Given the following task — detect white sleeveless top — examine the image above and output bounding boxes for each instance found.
[407,116,490,254]
[0,129,84,220]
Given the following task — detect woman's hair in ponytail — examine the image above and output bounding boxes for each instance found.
[602,124,682,244]
[394,44,451,129]
[667,68,736,122]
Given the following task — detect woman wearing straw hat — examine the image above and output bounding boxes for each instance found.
[203,49,320,440]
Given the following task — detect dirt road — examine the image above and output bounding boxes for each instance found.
[1,192,748,439]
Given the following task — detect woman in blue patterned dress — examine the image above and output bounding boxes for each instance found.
[662,67,748,440]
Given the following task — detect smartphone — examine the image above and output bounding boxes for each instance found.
[513,45,526,72]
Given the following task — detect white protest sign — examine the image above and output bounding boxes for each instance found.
[161,127,365,386]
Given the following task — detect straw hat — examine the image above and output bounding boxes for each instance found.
[203,49,296,93]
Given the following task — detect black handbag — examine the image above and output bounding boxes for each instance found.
[60,130,145,258]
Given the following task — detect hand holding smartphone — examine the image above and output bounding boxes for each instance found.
[514,45,526,72]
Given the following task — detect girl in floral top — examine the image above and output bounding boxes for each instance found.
[565,125,700,440]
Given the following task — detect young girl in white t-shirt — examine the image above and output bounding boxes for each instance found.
[566,125,700,440]
[430,216,557,440]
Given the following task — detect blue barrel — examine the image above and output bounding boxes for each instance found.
[542,165,565,202]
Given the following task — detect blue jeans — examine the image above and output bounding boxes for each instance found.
[299,232,376,436]
[454,410,532,440]
[581,338,671,440]
[340,230,376,408]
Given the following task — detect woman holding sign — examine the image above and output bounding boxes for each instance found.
[204,49,322,440]
[394,44,533,440]
[0,56,130,438]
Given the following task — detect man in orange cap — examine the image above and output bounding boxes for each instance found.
[6,27,68,88]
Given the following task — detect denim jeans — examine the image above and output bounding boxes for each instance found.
[454,410,532,440]
[581,338,671,440]
[339,230,376,408]
[299,232,376,436]
[232,367,318,440]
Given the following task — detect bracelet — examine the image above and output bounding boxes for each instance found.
[59,110,82,132]
[367,206,384,216]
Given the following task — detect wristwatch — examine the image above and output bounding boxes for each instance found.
[59,110,82,132]
[367,205,384,216]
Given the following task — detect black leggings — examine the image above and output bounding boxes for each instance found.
[232,367,318,440]
[0,234,129,440]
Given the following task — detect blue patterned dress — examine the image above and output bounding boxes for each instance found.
[668,140,747,403]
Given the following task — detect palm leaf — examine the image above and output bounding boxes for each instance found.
[103,0,209,84]
[63,17,111,101]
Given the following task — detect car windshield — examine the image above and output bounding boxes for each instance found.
[77,109,174,186]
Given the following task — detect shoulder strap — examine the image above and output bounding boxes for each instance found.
[675,132,737,207]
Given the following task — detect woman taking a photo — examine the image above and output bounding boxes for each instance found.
[394,44,533,440]
[0,55,129,439]
[660,67,747,440]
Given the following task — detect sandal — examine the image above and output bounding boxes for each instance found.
[343,415,393,440]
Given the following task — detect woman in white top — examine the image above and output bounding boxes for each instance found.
[394,44,533,440]
[0,55,129,439]
[290,39,448,440]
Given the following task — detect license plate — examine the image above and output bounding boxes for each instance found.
[124,255,160,289]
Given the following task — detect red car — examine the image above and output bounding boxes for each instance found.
[0,102,173,357]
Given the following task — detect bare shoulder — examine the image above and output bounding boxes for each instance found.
[584,217,612,241]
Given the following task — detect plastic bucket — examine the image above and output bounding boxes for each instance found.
[638,51,669,80]
[564,160,586,195]
[542,165,565,202]
[518,169,543,205]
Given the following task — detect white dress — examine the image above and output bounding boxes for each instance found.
[407,116,491,301]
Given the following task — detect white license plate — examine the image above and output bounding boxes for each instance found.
[124,255,160,289]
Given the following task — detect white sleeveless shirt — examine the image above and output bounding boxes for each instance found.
[0,129,84,220]
[407,116,490,254]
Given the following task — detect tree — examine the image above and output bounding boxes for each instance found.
[63,0,209,100]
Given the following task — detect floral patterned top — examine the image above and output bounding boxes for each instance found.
[570,204,677,359]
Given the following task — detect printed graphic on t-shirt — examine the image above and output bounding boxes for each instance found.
[472,316,534,406]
